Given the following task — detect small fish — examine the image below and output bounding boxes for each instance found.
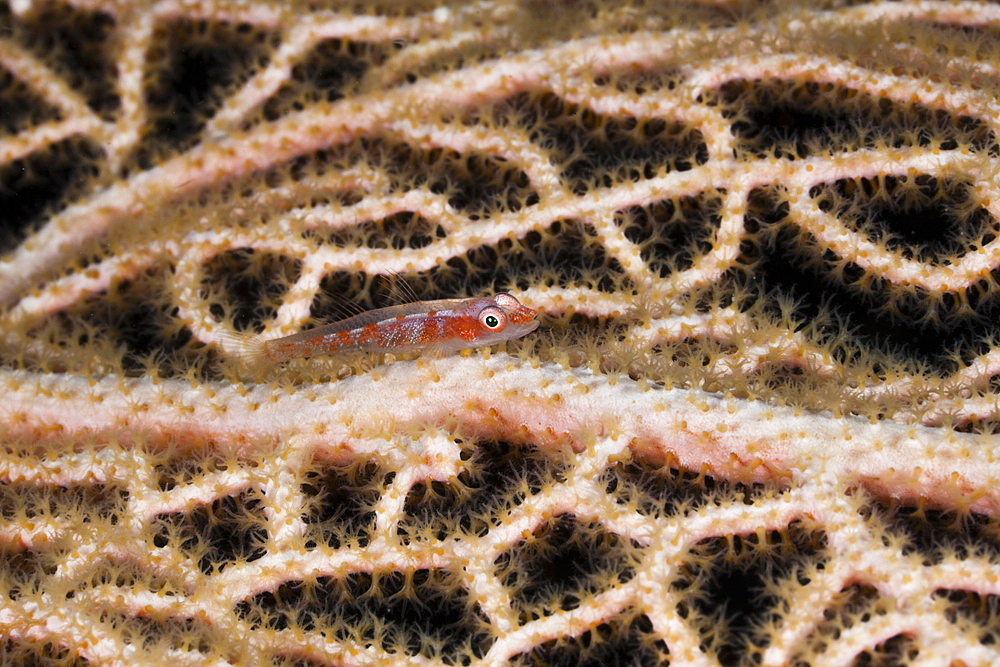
[223,292,539,368]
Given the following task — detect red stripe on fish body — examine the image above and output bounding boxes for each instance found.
[247,292,539,363]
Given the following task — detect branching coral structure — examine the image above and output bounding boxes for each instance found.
[4,0,1000,664]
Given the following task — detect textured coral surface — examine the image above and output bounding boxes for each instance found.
[3,0,1000,665]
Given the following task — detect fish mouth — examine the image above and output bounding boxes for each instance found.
[523,319,540,333]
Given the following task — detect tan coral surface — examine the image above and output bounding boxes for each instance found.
[2,0,1000,665]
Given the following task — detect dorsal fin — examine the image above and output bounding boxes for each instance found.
[314,272,432,328]
[378,271,423,306]
[316,288,368,322]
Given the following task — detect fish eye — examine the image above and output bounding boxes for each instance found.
[479,307,506,330]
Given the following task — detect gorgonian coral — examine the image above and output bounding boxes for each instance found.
[2,0,1000,665]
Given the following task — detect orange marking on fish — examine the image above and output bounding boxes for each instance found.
[231,293,539,366]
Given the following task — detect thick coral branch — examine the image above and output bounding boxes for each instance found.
[3,357,997,516]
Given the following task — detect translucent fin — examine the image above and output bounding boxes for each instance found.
[313,287,368,323]
[418,341,447,360]
[378,270,422,306]
[214,329,276,379]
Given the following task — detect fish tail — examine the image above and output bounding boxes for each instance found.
[214,329,277,379]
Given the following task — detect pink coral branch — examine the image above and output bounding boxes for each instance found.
[3,358,997,516]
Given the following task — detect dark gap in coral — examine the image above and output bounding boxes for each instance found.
[200,248,302,333]
[130,18,277,169]
[615,193,722,277]
[740,360,848,411]
[497,514,640,624]
[511,613,668,667]
[279,137,538,220]
[0,639,89,667]
[235,569,493,661]
[349,33,421,86]
[309,271,383,325]
[678,276,748,319]
[720,78,995,159]
[488,91,707,195]
[413,219,630,299]
[300,458,381,549]
[398,440,561,543]
[86,560,157,592]
[0,137,103,252]
[12,3,118,117]
[816,176,994,265]
[153,491,268,574]
[1,549,47,601]
[353,137,539,218]
[437,149,538,217]
[46,269,194,376]
[650,338,741,374]
[935,590,1000,646]
[261,146,365,207]
[261,37,387,121]
[845,633,919,667]
[95,614,217,656]
[745,187,1000,375]
[0,481,125,524]
[527,308,632,373]
[0,65,62,136]
[601,460,774,520]
[862,498,1000,566]
[545,310,625,339]
[310,270,445,319]
[152,444,236,493]
[790,583,899,665]
[310,222,627,322]
[792,578,880,667]
[319,211,446,250]
[598,68,684,96]
[674,521,827,666]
